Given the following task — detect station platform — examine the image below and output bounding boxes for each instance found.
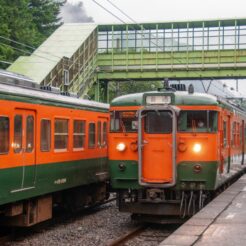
[160,174,246,246]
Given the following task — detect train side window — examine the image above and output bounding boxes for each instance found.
[54,119,68,151]
[103,122,107,146]
[0,116,9,154]
[41,119,51,152]
[237,122,240,146]
[232,122,236,146]
[14,115,22,153]
[110,111,137,132]
[73,120,85,149]
[88,123,96,148]
[97,121,102,147]
[26,116,34,153]
[240,123,243,145]
[223,121,227,147]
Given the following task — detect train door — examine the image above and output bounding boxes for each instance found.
[96,117,108,180]
[12,109,36,191]
[138,108,177,186]
[221,115,230,173]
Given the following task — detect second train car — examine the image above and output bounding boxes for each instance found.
[0,70,109,226]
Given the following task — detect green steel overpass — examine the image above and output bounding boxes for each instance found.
[8,18,246,101]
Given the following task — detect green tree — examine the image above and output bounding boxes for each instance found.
[29,0,65,40]
[89,81,164,103]
[109,81,163,101]
[0,0,65,69]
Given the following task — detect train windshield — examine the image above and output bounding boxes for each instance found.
[110,111,138,132]
[145,111,172,133]
[178,110,218,132]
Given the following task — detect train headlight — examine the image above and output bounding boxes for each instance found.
[193,143,202,153]
[116,142,126,152]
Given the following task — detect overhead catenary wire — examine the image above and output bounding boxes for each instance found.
[105,0,136,23]
[0,42,58,63]
[0,35,63,60]
[0,36,37,52]
[92,0,127,24]
[0,60,12,65]
[92,0,245,98]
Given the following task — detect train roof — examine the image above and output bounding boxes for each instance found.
[0,71,109,112]
[0,69,36,85]
[111,91,219,107]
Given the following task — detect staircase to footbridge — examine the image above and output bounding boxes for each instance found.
[7,18,246,102]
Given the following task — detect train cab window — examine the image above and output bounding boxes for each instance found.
[0,117,9,154]
[26,116,34,152]
[73,120,85,149]
[89,123,96,148]
[54,119,68,151]
[97,121,102,147]
[14,115,22,153]
[145,111,172,133]
[110,111,137,132]
[103,122,107,146]
[178,110,218,132]
[41,120,51,152]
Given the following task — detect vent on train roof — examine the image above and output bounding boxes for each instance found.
[40,86,60,94]
[170,84,186,91]
[60,91,78,98]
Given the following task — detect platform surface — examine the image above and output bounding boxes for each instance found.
[160,174,246,246]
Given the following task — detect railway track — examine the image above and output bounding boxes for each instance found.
[107,225,146,246]
[1,171,244,246]
[107,224,179,246]
[106,170,246,246]
[0,196,117,245]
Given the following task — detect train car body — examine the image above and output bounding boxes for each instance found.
[0,70,109,226]
[109,85,246,221]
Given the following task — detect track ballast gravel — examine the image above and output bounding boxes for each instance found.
[6,201,140,246]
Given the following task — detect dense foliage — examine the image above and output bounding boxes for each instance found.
[109,81,164,101]
[0,0,65,69]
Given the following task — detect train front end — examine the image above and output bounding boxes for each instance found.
[109,90,220,220]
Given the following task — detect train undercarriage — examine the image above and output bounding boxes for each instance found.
[0,182,109,227]
[117,166,246,224]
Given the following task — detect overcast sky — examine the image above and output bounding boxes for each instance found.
[68,0,246,23]
[67,0,246,96]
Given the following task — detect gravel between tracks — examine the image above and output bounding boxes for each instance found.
[5,201,139,246]
[124,225,178,246]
